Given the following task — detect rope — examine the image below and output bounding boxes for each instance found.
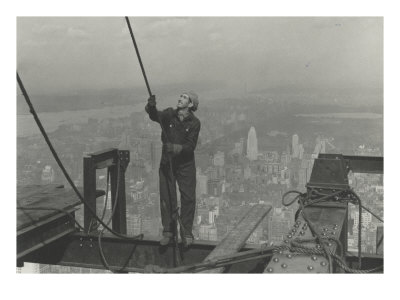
[124,17,187,264]
[282,187,384,272]
[125,17,152,96]
[140,239,383,273]
[17,72,143,243]
[97,161,144,273]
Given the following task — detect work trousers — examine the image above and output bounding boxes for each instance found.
[159,160,196,237]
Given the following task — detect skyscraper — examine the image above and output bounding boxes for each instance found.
[292,134,299,158]
[247,126,258,161]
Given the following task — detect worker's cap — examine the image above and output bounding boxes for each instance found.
[184,91,199,111]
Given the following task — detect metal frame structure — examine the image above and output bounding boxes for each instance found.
[17,151,383,273]
[83,148,130,234]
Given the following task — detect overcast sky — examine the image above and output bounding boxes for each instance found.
[17,17,383,97]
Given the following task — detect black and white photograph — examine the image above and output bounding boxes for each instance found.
[6,0,397,298]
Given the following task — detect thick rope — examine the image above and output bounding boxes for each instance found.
[125,17,152,96]
[124,17,191,264]
[282,188,383,272]
[17,73,143,242]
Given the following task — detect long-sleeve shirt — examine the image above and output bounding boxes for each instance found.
[145,103,201,165]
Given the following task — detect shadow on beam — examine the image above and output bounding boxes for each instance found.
[18,232,271,273]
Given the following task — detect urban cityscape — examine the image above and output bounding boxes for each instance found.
[16,92,383,273]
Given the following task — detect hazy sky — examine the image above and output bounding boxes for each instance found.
[17,17,383,96]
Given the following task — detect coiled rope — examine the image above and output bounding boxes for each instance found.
[282,187,383,273]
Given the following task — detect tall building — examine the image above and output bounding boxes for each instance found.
[213,151,225,166]
[292,134,299,158]
[196,174,208,196]
[233,138,245,156]
[247,126,258,161]
[298,144,304,159]
[199,224,218,241]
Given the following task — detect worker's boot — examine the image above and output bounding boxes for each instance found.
[160,232,173,246]
[183,236,194,248]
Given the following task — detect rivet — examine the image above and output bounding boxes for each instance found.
[332,231,336,235]
[287,254,292,259]
[79,243,83,247]
[273,257,279,263]
[311,256,317,261]
[299,231,305,235]
[291,229,296,233]
[284,239,289,243]
[287,234,292,239]
[267,267,273,273]
[281,263,288,269]
[327,242,332,246]
[321,261,327,266]
[278,250,283,254]
[316,245,321,249]
[307,266,314,271]
[323,228,328,232]
[294,224,299,228]
[80,238,83,241]
[322,233,326,236]
[89,244,93,248]
[296,220,301,225]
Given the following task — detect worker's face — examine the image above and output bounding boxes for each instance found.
[177,93,193,109]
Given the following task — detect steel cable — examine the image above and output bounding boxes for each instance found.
[17,72,143,243]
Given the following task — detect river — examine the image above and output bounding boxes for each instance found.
[17,103,145,137]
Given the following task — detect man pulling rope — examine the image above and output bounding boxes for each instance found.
[145,92,201,246]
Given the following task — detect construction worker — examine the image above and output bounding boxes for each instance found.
[145,92,201,246]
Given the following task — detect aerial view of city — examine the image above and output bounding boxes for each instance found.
[16,15,383,277]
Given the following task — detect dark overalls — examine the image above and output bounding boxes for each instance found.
[145,104,201,237]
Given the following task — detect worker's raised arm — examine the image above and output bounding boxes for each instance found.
[145,95,161,123]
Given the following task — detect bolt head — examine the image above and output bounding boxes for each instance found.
[273,257,279,263]
[267,267,273,273]
[307,266,314,271]
[281,263,288,269]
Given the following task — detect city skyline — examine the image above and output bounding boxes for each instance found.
[15,15,384,277]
